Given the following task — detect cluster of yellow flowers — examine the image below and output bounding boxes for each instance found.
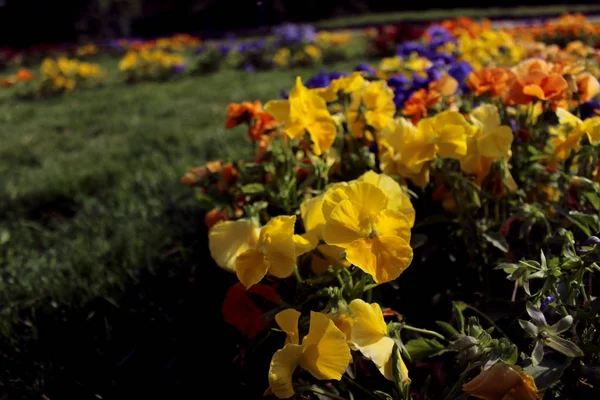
[40,57,103,93]
[272,45,322,68]
[377,55,433,79]
[76,43,100,58]
[381,105,514,188]
[456,30,526,68]
[118,49,185,81]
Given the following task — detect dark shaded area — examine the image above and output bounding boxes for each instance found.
[0,0,583,48]
[0,203,253,399]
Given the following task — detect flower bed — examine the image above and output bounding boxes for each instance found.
[184,16,600,400]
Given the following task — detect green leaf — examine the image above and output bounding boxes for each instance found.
[532,340,544,366]
[543,334,584,358]
[582,191,600,211]
[374,391,394,400]
[240,183,266,195]
[483,232,509,253]
[526,302,547,327]
[523,357,571,390]
[519,319,539,338]
[404,337,446,362]
[435,321,460,338]
[194,191,215,209]
[570,211,600,233]
[548,315,573,334]
[555,208,592,236]
[452,302,466,334]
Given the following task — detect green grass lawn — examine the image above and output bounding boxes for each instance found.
[0,57,357,336]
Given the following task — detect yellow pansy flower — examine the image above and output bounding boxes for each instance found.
[459,105,514,187]
[321,181,413,283]
[300,194,326,244]
[300,192,349,274]
[379,117,437,187]
[348,80,396,133]
[268,311,351,398]
[208,219,260,273]
[316,72,366,102]
[208,217,310,288]
[470,104,513,159]
[41,58,61,78]
[349,299,409,382]
[273,48,291,67]
[265,77,337,155]
[304,45,321,59]
[119,52,139,72]
[235,215,311,288]
[419,111,471,159]
[550,108,600,161]
[357,171,415,227]
[57,57,79,77]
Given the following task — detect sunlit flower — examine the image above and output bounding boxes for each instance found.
[467,67,514,99]
[349,299,409,381]
[321,181,413,283]
[509,58,568,104]
[348,80,396,136]
[379,117,437,187]
[268,311,351,398]
[265,77,337,155]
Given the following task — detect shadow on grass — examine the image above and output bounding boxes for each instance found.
[0,200,270,399]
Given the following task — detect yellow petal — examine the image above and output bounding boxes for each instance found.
[322,200,369,247]
[324,181,388,220]
[235,248,270,288]
[284,121,307,140]
[275,309,301,345]
[583,117,600,144]
[556,107,582,126]
[293,234,315,255]
[265,99,291,123]
[348,299,388,346]
[300,195,326,234]
[268,344,303,399]
[300,312,351,380]
[433,111,469,159]
[321,182,349,220]
[345,236,413,283]
[373,209,412,242]
[329,312,357,350]
[208,220,260,272]
[309,119,337,156]
[358,171,415,227]
[477,125,513,159]
[261,216,298,278]
[348,299,407,381]
[460,135,481,175]
[471,104,501,130]
[380,346,410,382]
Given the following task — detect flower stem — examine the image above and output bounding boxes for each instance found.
[402,324,447,342]
[293,266,302,285]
